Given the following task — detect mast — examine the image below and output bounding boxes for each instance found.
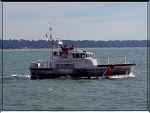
[49,27,53,66]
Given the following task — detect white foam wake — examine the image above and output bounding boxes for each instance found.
[11,74,31,79]
[107,73,135,79]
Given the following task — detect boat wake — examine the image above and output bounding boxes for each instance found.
[10,74,31,79]
[106,73,135,80]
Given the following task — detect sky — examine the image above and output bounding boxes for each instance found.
[3,2,147,41]
[0,3,2,39]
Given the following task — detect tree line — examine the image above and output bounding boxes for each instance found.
[0,39,147,49]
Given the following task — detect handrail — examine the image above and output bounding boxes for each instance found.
[97,56,128,65]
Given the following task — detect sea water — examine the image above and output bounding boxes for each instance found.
[1,47,147,110]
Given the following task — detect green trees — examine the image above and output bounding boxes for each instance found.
[0,39,146,49]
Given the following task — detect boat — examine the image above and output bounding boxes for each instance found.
[29,27,136,80]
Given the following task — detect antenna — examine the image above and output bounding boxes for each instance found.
[49,26,54,67]
[49,27,52,40]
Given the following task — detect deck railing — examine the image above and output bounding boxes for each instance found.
[97,56,128,65]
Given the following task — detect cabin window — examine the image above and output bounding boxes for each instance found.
[73,53,83,58]
[76,53,80,58]
[53,51,58,56]
[72,53,75,58]
[72,53,78,58]
[81,53,86,58]
[87,54,89,57]
[73,53,88,58]
[86,53,94,57]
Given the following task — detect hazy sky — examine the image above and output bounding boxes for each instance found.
[3,2,147,41]
[0,3,2,39]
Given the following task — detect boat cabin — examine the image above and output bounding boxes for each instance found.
[72,51,95,58]
[53,49,95,59]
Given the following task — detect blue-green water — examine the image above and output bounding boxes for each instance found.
[1,47,147,110]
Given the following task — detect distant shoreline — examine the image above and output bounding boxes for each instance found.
[1,40,147,49]
[1,48,51,52]
[1,47,146,52]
